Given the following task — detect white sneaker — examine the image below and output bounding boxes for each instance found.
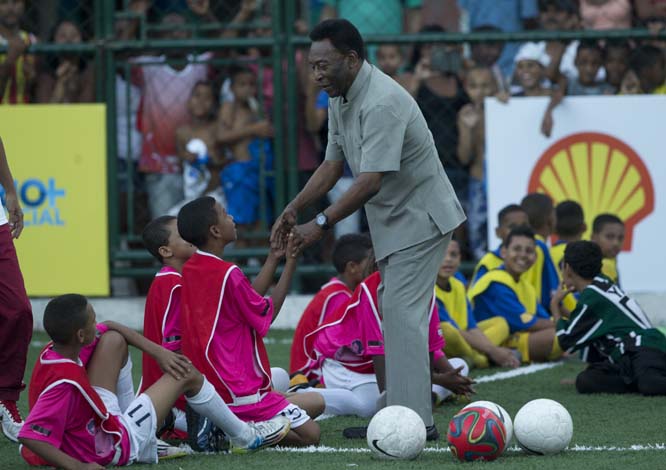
[157,439,193,460]
[230,416,291,453]
[0,400,23,443]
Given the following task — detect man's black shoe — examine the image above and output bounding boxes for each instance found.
[426,424,439,441]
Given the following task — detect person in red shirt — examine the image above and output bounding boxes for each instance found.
[139,215,196,434]
[0,0,36,104]
[289,233,373,383]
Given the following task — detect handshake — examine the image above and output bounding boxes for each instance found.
[270,206,328,260]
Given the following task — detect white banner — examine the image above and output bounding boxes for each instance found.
[485,95,664,293]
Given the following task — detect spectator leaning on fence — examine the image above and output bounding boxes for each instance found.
[0,0,36,104]
[36,19,94,104]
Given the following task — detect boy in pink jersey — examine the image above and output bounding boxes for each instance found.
[289,233,373,383]
[139,215,196,435]
[19,295,291,467]
[177,196,324,446]
[300,271,474,436]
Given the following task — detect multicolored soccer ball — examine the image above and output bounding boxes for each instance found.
[447,406,507,462]
[514,399,573,455]
[366,406,427,460]
[463,400,513,445]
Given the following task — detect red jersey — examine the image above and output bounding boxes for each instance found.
[139,266,186,410]
[289,278,351,378]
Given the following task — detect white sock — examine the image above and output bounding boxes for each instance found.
[270,367,290,393]
[173,407,187,432]
[185,377,252,444]
[116,356,135,413]
[432,384,451,403]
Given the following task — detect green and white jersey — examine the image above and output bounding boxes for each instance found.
[556,276,666,363]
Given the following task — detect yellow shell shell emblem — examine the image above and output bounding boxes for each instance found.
[528,132,654,250]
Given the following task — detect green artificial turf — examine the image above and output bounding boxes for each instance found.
[2,329,664,469]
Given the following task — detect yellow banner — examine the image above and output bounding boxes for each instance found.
[0,105,108,296]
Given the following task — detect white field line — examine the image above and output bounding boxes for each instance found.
[268,444,666,454]
[474,362,563,383]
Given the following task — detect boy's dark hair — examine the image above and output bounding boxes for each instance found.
[555,200,585,238]
[604,39,631,58]
[331,233,373,274]
[538,0,577,13]
[576,40,604,59]
[228,65,255,84]
[142,216,176,263]
[629,45,665,73]
[44,294,90,344]
[497,204,526,226]
[309,19,365,61]
[521,193,554,231]
[177,196,218,248]
[592,213,624,234]
[564,240,602,279]
[504,225,536,247]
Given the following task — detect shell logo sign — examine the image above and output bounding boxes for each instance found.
[528,132,655,251]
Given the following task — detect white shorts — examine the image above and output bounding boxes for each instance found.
[277,403,310,429]
[321,359,377,391]
[96,387,158,465]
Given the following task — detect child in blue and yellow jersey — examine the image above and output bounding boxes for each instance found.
[436,239,520,369]
[469,227,562,363]
[520,193,560,312]
[551,200,586,311]
[591,213,624,286]
[471,204,529,285]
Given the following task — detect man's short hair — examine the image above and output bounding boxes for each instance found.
[142,216,176,263]
[332,233,373,274]
[309,19,365,60]
[592,213,624,234]
[504,225,536,248]
[177,196,218,248]
[564,240,602,279]
[497,204,527,226]
[44,294,89,344]
[555,200,585,238]
[521,193,554,231]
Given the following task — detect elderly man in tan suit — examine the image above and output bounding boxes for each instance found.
[272,19,466,438]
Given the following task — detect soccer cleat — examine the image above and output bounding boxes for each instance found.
[230,416,291,453]
[342,426,367,439]
[426,424,439,441]
[157,439,193,460]
[0,400,23,443]
[185,405,230,453]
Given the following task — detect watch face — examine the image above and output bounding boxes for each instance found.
[317,214,327,225]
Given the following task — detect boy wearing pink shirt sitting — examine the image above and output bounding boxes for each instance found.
[301,271,474,439]
[177,196,324,447]
[18,295,291,468]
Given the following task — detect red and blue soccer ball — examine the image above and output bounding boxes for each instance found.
[447,406,508,462]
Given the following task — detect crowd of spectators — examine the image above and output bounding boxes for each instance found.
[2,0,666,260]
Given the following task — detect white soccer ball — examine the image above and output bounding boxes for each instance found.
[463,400,513,445]
[514,399,573,455]
[367,406,427,460]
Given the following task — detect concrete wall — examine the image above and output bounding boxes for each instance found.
[30,292,666,332]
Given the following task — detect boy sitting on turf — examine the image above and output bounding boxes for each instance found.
[18,295,290,468]
[469,226,562,363]
[590,213,625,286]
[471,204,529,285]
[520,193,560,312]
[301,271,474,430]
[177,197,324,447]
[552,241,666,395]
[139,215,196,435]
[436,238,520,369]
[290,233,374,384]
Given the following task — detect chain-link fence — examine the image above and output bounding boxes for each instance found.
[2,0,666,291]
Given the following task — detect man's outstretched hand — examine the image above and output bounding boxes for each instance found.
[270,206,297,250]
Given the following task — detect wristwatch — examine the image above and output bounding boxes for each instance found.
[315,212,330,231]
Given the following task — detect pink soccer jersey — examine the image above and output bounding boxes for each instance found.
[19,350,131,466]
[181,251,289,423]
[78,323,109,366]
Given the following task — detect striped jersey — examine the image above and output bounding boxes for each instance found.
[0,31,37,104]
[556,276,666,363]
